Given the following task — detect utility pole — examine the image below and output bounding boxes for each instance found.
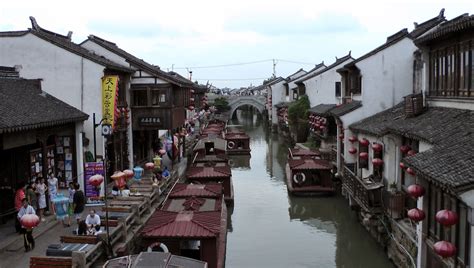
[272,59,278,78]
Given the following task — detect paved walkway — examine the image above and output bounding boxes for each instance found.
[0,155,190,268]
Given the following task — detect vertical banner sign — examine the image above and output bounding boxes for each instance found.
[102,76,119,129]
[84,162,105,204]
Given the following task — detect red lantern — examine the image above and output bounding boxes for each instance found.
[20,214,40,229]
[372,158,384,166]
[399,162,406,169]
[89,174,104,187]
[348,136,357,143]
[407,208,425,222]
[319,125,325,130]
[145,162,155,170]
[189,97,195,102]
[359,152,368,159]
[400,145,411,154]
[190,89,195,94]
[406,167,416,176]
[349,148,357,154]
[123,169,134,180]
[407,150,417,156]
[111,171,126,189]
[359,138,369,146]
[159,149,166,156]
[339,134,344,140]
[436,209,458,227]
[372,143,383,152]
[434,241,456,258]
[407,184,425,198]
[188,106,195,111]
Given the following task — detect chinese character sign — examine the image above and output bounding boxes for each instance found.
[102,76,119,129]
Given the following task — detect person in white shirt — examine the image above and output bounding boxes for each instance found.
[17,198,36,252]
[84,209,101,233]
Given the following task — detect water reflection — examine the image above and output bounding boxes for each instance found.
[226,109,393,268]
[228,155,251,170]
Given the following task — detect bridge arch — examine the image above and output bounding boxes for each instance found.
[227,95,266,117]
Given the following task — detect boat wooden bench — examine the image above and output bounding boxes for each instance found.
[60,236,98,244]
[30,256,72,268]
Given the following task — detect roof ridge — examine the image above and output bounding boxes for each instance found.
[296,52,354,83]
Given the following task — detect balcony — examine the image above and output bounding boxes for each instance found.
[342,165,383,213]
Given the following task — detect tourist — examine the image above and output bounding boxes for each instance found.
[84,209,101,234]
[72,183,85,224]
[17,198,36,252]
[14,182,26,232]
[66,182,75,226]
[47,171,58,214]
[121,185,130,197]
[35,178,47,222]
[76,220,88,235]
[26,183,37,211]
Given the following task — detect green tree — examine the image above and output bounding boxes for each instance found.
[213,97,230,112]
[288,95,310,123]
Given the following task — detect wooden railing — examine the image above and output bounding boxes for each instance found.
[320,148,337,162]
[342,165,383,213]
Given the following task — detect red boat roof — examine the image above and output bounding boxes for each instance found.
[170,183,223,198]
[163,196,223,212]
[288,158,332,170]
[289,148,321,158]
[186,167,231,178]
[142,211,221,238]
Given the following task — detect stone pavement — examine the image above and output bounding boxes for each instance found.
[0,154,191,268]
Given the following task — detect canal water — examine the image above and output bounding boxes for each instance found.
[225,110,393,268]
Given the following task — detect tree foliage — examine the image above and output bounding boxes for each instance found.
[288,95,310,123]
[213,97,230,112]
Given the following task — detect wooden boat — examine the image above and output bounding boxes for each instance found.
[286,147,335,196]
[225,130,251,155]
[186,162,234,205]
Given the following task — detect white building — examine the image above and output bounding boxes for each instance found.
[0,17,134,190]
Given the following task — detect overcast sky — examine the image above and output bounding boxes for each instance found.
[1,0,473,88]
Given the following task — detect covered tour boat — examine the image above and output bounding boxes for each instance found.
[286,147,335,196]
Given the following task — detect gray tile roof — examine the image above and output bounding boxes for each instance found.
[415,13,474,45]
[349,101,474,193]
[86,35,193,86]
[330,101,362,117]
[409,9,446,38]
[308,104,336,116]
[274,102,291,108]
[15,18,135,74]
[295,53,353,83]
[0,78,88,134]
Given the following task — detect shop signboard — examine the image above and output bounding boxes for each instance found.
[84,162,105,205]
[102,75,119,129]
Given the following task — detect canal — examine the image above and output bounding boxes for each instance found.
[225,109,393,268]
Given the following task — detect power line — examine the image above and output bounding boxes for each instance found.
[173,58,318,70]
[194,77,268,81]
[173,59,273,69]
[276,59,317,65]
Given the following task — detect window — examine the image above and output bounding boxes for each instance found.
[429,40,474,98]
[335,82,341,97]
[285,87,289,96]
[151,90,167,105]
[132,90,148,106]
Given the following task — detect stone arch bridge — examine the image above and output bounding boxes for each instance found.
[225,95,266,116]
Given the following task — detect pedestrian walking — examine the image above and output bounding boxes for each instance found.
[36,178,47,222]
[17,198,36,252]
[66,182,75,226]
[14,182,26,233]
[26,183,37,211]
[47,171,58,214]
[72,183,85,224]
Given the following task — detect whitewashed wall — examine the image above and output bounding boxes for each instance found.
[340,38,416,128]
[0,33,130,190]
[304,59,353,107]
[271,80,287,125]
